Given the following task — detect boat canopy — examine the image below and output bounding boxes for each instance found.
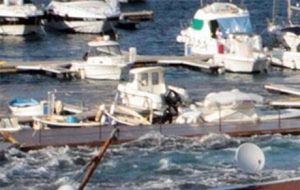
[217,16,252,36]
[88,44,121,57]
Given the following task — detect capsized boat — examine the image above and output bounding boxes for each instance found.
[108,66,190,125]
[9,98,46,117]
[176,1,259,56]
[43,0,120,34]
[176,89,300,124]
[70,36,131,80]
[0,0,44,35]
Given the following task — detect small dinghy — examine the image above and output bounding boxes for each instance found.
[33,115,101,129]
[9,98,46,117]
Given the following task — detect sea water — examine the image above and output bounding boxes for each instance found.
[1,0,300,189]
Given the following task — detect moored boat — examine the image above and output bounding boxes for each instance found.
[9,98,46,117]
[43,0,120,34]
[71,36,131,80]
[0,0,44,35]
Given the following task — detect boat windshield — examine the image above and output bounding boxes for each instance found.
[217,16,253,36]
[88,45,121,57]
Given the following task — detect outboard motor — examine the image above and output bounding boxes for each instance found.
[164,89,181,107]
[160,89,182,124]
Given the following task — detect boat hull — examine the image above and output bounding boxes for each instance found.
[43,20,112,34]
[71,62,130,80]
[0,24,41,35]
[272,49,300,70]
[9,104,44,116]
[215,54,267,73]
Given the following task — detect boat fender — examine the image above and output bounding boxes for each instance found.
[54,100,64,115]
[164,89,181,107]
[79,69,86,80]
[95,104,105,122]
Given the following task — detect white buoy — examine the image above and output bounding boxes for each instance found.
[57,184,76,190]
[235,143,265,174]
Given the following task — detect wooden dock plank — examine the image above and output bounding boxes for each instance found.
[4,118,300,150]
[265,84,300,96]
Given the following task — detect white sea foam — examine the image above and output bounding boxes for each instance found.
[158,158,171,170]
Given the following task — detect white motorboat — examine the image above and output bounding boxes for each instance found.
[176,89,300,124]
[9,98,46,116]
[110,66,190,124]
[70,36,131,80]
[214,34,269,73]
[0,0,43,35]
[43,0,120,34]
[176,1,260,56]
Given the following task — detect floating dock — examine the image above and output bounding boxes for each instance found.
[0,60,75,79]
[265,84,300,96]
[2,118,300,150]
[0,54,220,79]
[133,54,219,73]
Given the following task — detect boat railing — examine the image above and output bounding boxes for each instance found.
[200,0,245,8]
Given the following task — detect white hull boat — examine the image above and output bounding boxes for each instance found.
[71,36,131,80]
[44,19,111,34]
[271,48,300,70]
[72,61,130,80]
[176,1,255,56]
[0,24,41,35]
[215,54,268,73]
[213,34,268,73]
[0,0,44,36]
[9,98,45,117]
[108,66,190,125]
[44,0,120,34]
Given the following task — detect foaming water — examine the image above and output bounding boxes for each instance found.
[1,134,300,189]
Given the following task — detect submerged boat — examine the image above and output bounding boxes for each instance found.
[70,36,131,80]
[0,0,44,35]
[109,66,190,125]
[43,0,120,34]
[9,98,46,117]
[176,89,300,124]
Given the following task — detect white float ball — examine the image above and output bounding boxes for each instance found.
[57,184,76,190]
[235,143,265,174]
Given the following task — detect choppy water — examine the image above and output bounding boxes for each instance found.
[1,0,300,189]
[2,133,300,189]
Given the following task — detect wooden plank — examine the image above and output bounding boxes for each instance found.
[4,118,300,150]
[120,10,154,21]
[265,84,300,96]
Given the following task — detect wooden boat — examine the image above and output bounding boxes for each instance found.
[33,114,101,129]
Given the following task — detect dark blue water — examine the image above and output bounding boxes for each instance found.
[1,0,300,189]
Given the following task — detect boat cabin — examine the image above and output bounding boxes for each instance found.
[87,40,121,57]
[127,67,167,95]
[192,2,253,39]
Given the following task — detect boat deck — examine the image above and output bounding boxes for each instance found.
[2,118,300,150]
